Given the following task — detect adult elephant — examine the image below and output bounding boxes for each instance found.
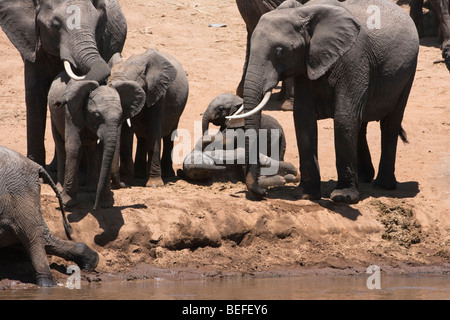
[228,0,419,204]
[0,0,127,166]
[235,0,308,108]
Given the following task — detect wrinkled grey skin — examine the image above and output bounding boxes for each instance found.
[48,72,145,209]
[0,146,99,287]
[235,0,308,107]
[108,49,189,188]
[411,0,450,43]
[242,0,418,204]
[202,93,287,161]
[0,0,127,167]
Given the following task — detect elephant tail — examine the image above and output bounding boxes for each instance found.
[39,167,73,240]
[399,126,409,144]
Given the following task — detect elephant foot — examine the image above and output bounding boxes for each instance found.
[62,192,78,208]
[74,243,99,271]
[146,177,164,188]
[36,275,57,287]
[280,98,294,111]
[330,187,360,204]
[299,183,321,201]
[259,175,286,188]
[373,175,397,190]
[358,171,374,184]
[162,168,176,179]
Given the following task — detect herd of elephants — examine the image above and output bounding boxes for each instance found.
[0,0,448,287]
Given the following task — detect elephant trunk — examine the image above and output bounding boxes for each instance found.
[202,107,215,136]
[241,63,279,198]
[61,30,111,83]
[94,124,119,210]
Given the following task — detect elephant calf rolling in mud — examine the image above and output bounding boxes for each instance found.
[0,146,98,287]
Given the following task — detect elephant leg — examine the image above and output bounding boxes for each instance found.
[294,87,321,200]
[14,194,56,287]
[357,122,375,183]
[330,93,363,204]
[145,104,164,188]
[117,123,134,187]
[84,144,100,193]
[51,122,66,188]
[44,231,98,271]
[62,133,83,207]
[24,61,51,167]
[161,134,176,178]
[373,78,413,190]
[134,136,147,180]
[410,0,424,37]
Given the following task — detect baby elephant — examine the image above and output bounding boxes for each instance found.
[48,72,146,209]
[202,93,286,161]
[0,146,98,287]
[108,49,189,187]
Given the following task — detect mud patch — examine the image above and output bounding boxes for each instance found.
[371,200,422,248]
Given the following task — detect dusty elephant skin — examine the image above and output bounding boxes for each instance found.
[0,146,99,287]
[0,0,127,167]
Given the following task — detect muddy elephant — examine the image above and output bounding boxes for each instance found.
[107,49,189,188]
[202,93,286,161]
[235,0,308,109]
[48,72,145,209]
[0,0,127,167]
[228,0,419,204]
[0,146,99,287]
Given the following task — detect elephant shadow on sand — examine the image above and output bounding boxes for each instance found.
[65,202,147,247]
[264,180,419,221]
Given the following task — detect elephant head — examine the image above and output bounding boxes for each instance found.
[64,79,145,209]
[0,0,120,82]
[202,93,244,136]
[227,1,360,197]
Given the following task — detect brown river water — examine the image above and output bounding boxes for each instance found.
[0,274,449,300]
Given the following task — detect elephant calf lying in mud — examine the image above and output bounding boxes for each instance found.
[0,146,98,287]
[179,93,299,186]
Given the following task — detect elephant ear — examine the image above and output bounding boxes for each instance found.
[110,80,146,121]
[0,0,39,62]
[302,5,361,81]
[64,80,100,127]
[144,49,178,107]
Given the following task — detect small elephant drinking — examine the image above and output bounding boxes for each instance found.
[48,72,146,209]
[108,49,189,188]
[0,146,99,287]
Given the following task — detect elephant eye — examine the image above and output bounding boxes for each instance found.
[276,47,284,58]
[51,18,61,30]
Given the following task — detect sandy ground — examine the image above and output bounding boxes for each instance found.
[0,0,449,288]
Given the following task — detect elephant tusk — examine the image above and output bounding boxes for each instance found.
[226,91,272,120]
[127,119,132,128]
[232,104,244,116]
[64,61,86,81]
